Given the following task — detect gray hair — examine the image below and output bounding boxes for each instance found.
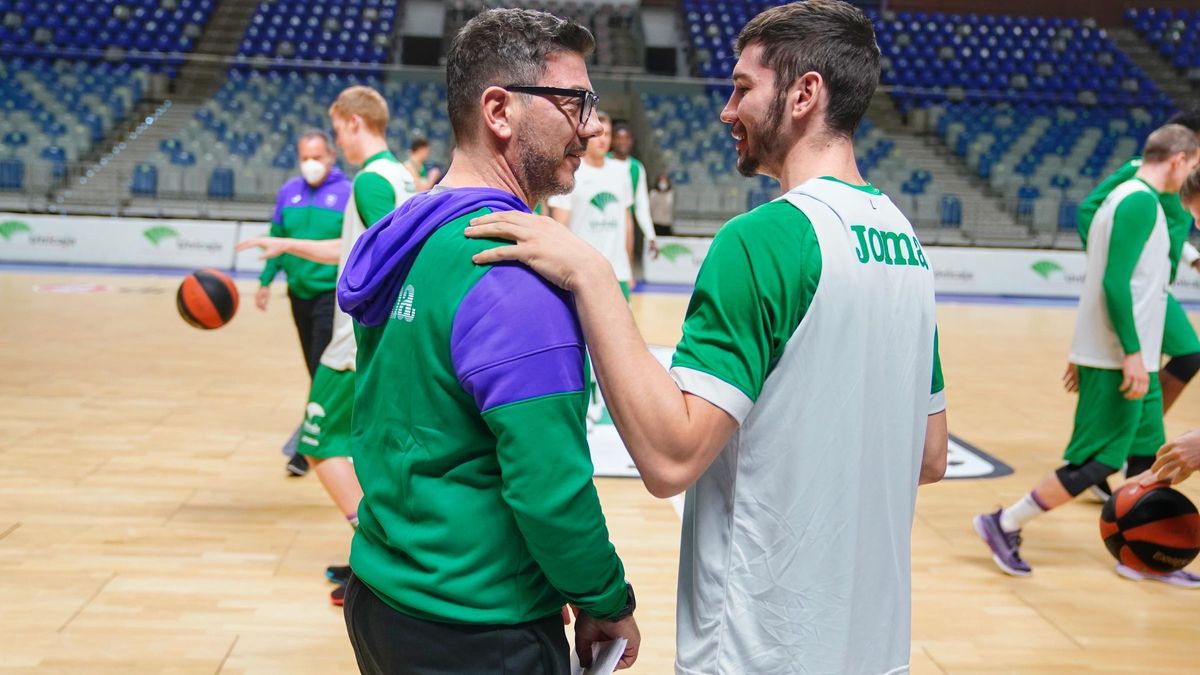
[297,129,334,153]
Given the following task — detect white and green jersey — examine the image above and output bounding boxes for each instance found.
[320,152,418,371]
[1070,178,1169,373]
[610,155,657,244]
[671,177,944,675]
[547,159,635,282]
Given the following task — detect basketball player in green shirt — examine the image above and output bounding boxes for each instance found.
[1073,109,1200,499]
[239,86,418,604]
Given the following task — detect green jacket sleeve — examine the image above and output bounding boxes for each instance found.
[1103,190,1158,355]
[353,172,397,230]
[258,214,284,287]
[482,393,629,620]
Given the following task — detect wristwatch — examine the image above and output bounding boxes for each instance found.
[608,582,636,621]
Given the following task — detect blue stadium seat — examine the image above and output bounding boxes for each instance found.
[131,163,158,196]
[0,157,24,190]
[208,167,235,199]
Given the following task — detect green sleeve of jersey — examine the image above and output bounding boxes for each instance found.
[353,172,397,230]
[482,392,629,620]
[932,327,944,395]
[1078,160,1138,247]
[1161,192,1195,278]
[671,201,821,420]
[259,217,284,286]
[930,327,946,413]
[1103,190,1158,355]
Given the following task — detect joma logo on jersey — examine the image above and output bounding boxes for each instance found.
[851,225,928,269]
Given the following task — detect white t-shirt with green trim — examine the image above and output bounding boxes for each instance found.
[547,159,635,282]
[670,177,943,675]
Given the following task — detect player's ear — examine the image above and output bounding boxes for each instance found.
[790,71,823,124]
[480,86,515,142]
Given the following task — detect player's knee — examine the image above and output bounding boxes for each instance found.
[1163,352,1200,384]
[1055,461,1117,497]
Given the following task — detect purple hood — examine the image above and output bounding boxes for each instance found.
[337,187,530,327]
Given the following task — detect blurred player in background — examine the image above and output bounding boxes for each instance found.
[404,137,441,192]
[256,131,351,477]
[547,111,635,295]
[976,125,1200,586]
[239,86,418,605]
[547,111,633,423]
[1137,168,1200,488]
[609,123,658,259]
[468,2,947,671]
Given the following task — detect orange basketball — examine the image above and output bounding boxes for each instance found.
[176,268,239,330]
[1100,482,1200,574]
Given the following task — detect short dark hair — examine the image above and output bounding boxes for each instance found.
[735,0,880,137]
[446,8,595,141]
[1167,107,1200,133]
[410,137,430,153]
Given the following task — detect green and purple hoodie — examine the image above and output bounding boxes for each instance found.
[260,167,351,298]
[338,187,629,625]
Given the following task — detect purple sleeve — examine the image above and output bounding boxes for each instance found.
[451,265,585,413]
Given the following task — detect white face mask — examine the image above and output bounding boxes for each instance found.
[300,159,328,186]
[657,181,669,190]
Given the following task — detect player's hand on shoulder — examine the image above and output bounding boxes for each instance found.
[466,210,609,292]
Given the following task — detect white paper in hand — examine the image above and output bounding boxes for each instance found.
[569,638,628,675]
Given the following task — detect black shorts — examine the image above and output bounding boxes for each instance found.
[343,574,570,675]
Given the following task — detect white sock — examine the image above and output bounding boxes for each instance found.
[999,493,1045,533]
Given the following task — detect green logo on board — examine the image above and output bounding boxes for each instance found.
[0,220,31,241]
[658,243,692,263]
[1031,260,1063,280]
[590,192,618,211]
[143,225,179,246]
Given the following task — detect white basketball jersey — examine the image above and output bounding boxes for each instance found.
[672,178,940,675]
[1070,178,1169,372]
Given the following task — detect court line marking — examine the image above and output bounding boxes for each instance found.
[1012,588,1084,650]
[57,572,117,633]
[215,634,240,675]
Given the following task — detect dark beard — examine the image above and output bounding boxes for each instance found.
[736,89,788,177]
[516,134,583,204]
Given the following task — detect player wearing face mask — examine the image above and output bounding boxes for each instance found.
[255,130,352,476]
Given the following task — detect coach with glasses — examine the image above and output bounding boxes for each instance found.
[335,9,639,674]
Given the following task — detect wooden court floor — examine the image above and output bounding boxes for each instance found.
[1,269,1199,674]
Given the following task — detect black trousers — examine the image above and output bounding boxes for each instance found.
[288,289,335,379]
[343,574,570,675]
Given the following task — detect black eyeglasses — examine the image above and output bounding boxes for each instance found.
[504,85,600,127]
